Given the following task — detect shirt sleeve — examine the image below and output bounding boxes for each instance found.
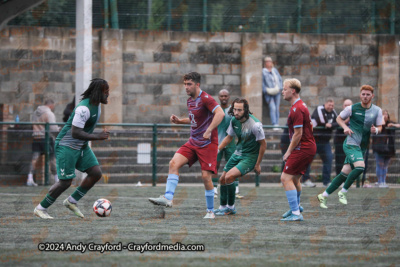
[292,109,304,128]
[72,106,90,128]
[202,94,220,113]
[226,120,236,137]
[339,105,352,120]
[252,122,265,141]
[376,108,383,126]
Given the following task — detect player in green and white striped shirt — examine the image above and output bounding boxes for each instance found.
[34,79,111,219]
[318,85,383,208]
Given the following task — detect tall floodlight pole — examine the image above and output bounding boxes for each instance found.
[75,0,92,181]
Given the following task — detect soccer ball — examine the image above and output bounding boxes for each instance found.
[93,198,112,217]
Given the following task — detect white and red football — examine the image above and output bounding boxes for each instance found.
[93,198,112,217]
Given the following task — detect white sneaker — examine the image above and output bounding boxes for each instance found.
[379,183,389,188]
[34,207,54,219]
[149,195,173,207]
[203,210,215,219]
[302,180,316,188]
[27,180,38,187]
[273,124,281,131]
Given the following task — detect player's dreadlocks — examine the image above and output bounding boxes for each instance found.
[228,98,252,120]
[80,78,109,105]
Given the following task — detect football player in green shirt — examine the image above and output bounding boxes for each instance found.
[318,85,383,208]
[215,98,266,215]
[34,78,111,219]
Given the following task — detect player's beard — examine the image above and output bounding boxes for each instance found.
[235,114,245,121]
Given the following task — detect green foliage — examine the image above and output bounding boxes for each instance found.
[271,165,281,173]
[148,0,166,30]
[10,0,70,27]
[210,3,224,32]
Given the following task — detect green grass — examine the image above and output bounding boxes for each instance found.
[0,185,399,266]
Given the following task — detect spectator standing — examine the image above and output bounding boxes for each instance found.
[302,98,338,187]
[372,110,400,188]
[27,99,59,186]
[262,56,283,130]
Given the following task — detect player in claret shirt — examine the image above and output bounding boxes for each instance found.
[149,72,224,219]
[281,78,316,222]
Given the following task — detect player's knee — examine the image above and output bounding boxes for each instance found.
[280,174,289,184]
[169,159,179,171]
[92,170,103,181]
[59,179,72,190]
[225,173,235,184]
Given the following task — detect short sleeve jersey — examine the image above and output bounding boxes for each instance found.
[339,102,383,150]
[226,114,265,156]
[287,98,316,153]
[188,90,220,147]
[56,98,101,150]
[217,106,236,148]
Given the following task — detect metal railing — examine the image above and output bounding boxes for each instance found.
[1,122,399,187]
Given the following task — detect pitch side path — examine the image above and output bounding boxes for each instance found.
[1,184,399,266]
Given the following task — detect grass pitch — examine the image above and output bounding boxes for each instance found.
[0,184,399,266]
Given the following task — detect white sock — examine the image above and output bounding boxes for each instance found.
[235,186,239,194]
[27,173,33,182]
[36,204,46,211]
[227,205,235,209]
[341,188,348,193]
[322,191,329,197]
[68,196,78,204]
[219,205,227,209]
[292,210,301,216]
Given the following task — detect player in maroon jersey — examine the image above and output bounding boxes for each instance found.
[149,72,225,219]
[280,78,316,221]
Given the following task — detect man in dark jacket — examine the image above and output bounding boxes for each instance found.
[302,98,338,187]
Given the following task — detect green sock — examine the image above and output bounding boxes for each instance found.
[70,186,89,202]
[326,172,348,194]
[220,185,228,206]
[212,178,219,188]
[343,167,365,190]
[227,182,236,206]
[40,194,56,209]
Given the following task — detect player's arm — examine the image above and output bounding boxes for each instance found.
[371,109,383,135]
[170,114,190,124]
[71,106,109,141]
[72,126,109,141]
[218,135,234,151]
[283,127,302,161]
[254,139,266,175]
[203,106,224,139]
[252,122,266,175]
[337,106,353,136]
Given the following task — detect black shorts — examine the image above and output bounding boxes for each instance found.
[32,138,55,154]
